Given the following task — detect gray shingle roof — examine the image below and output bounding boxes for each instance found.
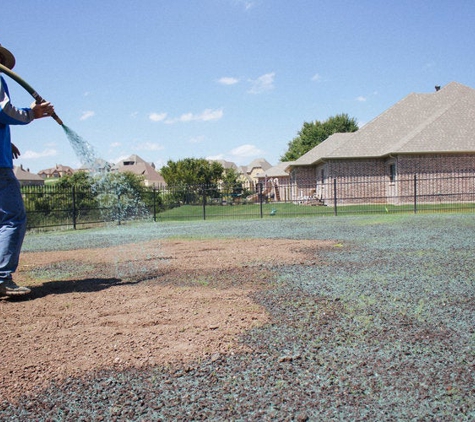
[292,82,475,167]
[256,161,294,178]
[289,133,353,166]
[246,158,272,172]
[113,154,166,185]
[13,166,43,182]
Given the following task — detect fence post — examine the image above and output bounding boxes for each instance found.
[413,174,417,214]
[117,193,121,225]
[202,186,206,220]
[258,183,263,218]
[333,178,338,216]
[153,187,157,222]
[72,185,77,230]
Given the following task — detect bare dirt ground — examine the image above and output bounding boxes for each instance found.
[0,238,330,403]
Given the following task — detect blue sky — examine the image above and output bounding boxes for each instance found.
[3,0,475,173]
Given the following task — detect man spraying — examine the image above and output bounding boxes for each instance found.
[0,43,55,296]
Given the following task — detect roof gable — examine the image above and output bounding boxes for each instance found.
[292,82,475,166]
[13,166,43,181]
[256,161,294,178]
[246,158,272,172]
[391,88,475,153]
[116,160,165,183]
[209,159,238,170]
[335,82,475,158]
[292,133,353,166]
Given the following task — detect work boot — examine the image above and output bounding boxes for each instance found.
[0,279,31,296]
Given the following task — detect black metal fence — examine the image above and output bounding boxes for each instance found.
[21,174,475,230]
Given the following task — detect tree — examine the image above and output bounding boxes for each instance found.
[220,167,243,201]
[55,171,93,190]
[160,158,224,186]
[281,113,358,161]
[221,167,241,187]
[160,158,227,205]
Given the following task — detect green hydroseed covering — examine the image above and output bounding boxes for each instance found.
[5,214,475,420]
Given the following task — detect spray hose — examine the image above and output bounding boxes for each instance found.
[0,62,63,126]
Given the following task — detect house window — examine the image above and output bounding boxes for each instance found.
[389,163,396,183]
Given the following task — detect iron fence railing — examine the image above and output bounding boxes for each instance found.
[21,174,475,230]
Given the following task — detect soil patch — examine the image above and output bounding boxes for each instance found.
[1,238,331,402]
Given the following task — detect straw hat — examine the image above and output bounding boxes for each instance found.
[0,44,15,69]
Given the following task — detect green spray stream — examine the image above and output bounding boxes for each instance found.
[0,62,98,169]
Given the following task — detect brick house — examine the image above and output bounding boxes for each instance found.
[255,161,294,202]
[238,158,272,190]
[286,82,475,205]
[13,165,44,186]
[38,164,75,179]
[111,154,167,188]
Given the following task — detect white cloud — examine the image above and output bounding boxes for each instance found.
[218,76,239,85]
[149,112,167,122]
[311,73,322,82]
[21,148,58,159]
[199,108,224,121]
[248,72,275,94]
[165,108,223,124]
[235,0,255,10]
[110,142,121,148]
[230,144,264,158]
[80,110,95,121]
[136,142,164,151]
[356,96,367,102]
[206,153,225,161]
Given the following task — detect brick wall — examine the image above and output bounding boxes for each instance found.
[291,153,475,205]
[397,154,475,204]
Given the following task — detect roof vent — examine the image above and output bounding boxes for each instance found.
[435,85,441,91]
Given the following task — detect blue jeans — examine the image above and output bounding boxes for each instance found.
[0,168,26,283]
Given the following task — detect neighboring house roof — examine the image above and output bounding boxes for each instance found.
[112,154,166,186]
[210,159,239,170]
[256,161,294,178]
[291,82,475,167]
[112,154,149,169]
[13,165,44,183]
[38,164,75,176]
[237,166,253,183]
[246,158,272,173]
[238,164,249,174]
[235,159,274,184]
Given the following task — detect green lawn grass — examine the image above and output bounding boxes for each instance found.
[155,201,475,221]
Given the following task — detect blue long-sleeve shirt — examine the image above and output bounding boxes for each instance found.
[0,75,34,168]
